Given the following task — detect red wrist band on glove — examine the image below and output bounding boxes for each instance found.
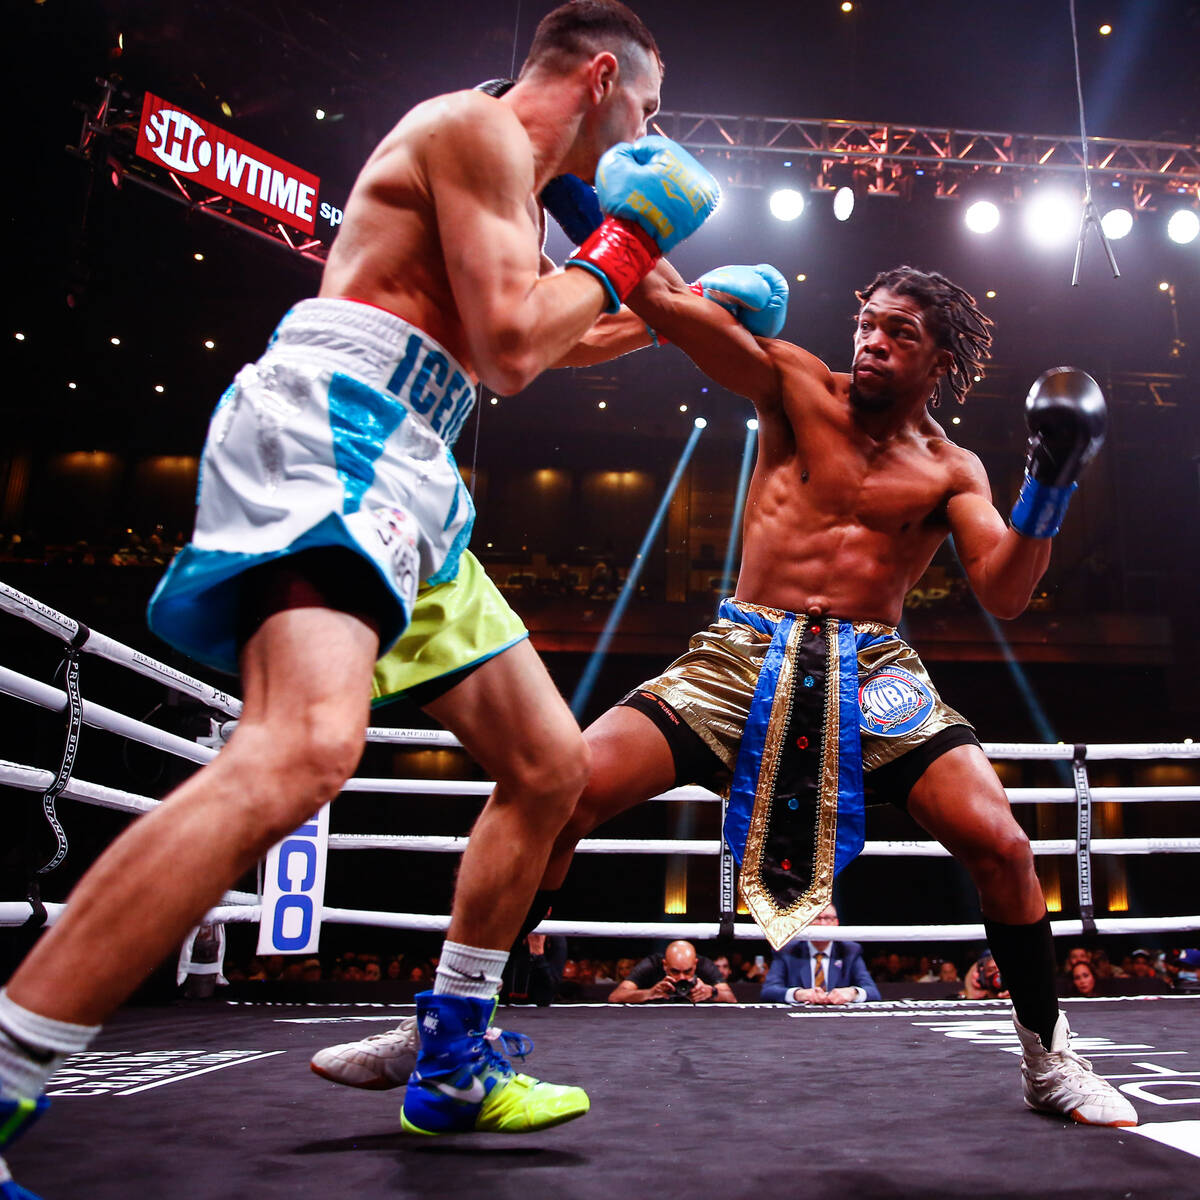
[567,217,661,312]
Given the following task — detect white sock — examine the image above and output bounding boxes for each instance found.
[433,941,508,1000]
[0,989,99,1100]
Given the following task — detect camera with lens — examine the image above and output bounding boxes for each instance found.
[671,976,697,999]
[976,956,1002,993]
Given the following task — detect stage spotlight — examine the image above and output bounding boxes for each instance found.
[694,417,708,429]
[964,200,1000,234]
[769,188,805,221]
[315,109,326,121]
[1100,207,1132,240]
[1024,191,1079,248]
[1167,209,1199,245]
[746,418,759,431]
[833,186,855,222]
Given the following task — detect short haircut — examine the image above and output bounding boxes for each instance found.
[857,266,994,406]
[521,1,662,80]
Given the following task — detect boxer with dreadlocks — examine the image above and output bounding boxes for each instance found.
[529,263,1132,1127]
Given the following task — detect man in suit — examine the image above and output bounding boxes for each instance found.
[760,904,881,1005]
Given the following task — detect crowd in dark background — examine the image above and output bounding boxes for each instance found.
[210,940,1198,1002]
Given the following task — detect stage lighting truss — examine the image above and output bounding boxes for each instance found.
[73,80,1200,269]
[648,111,1200,215]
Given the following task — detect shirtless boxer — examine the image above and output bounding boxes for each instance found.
[535,263,1133,1126]
[316,263,1133,1129]
[0,2,722,1167]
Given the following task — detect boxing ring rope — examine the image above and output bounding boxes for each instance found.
[1,579,1198,943]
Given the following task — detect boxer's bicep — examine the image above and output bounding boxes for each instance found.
[427,112,544,358]
[632,276,781,403]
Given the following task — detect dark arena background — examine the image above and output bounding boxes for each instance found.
[2,2,1198,1197]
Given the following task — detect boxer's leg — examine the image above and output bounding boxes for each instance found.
[1,602,379,1087]
[397,639,591,1135]
[540,704,679,892]
[905,743,1135,1126]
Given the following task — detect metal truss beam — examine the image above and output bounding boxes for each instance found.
[650,111,1200,209]
[73,80,1200,276]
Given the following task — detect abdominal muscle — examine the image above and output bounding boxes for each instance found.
[735,510,940,625]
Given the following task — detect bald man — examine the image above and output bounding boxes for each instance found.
[608,940,738,1004]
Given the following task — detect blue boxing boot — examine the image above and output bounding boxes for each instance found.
[1,1094,49,1200]
[399,992,588,1135]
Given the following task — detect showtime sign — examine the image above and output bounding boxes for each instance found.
[136,93,320,234]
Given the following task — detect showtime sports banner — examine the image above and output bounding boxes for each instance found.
[136,93,321,234]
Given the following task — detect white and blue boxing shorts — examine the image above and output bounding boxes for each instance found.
[148,298,477,675]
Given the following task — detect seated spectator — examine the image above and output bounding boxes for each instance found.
[1089,947,1122,979]
[1062,946,1092,975]
[503,933,566,1006]
[874,952,908,984]
[614,957,637,982]
[301,958,323,982]
[937,960,961,985]
[712,955,733,983]
[959,951,1008,1000]
[741,954,768,984]
[760,903,880,1005]
[557,959,585,1002]
[1068,961,1098,997]
[608,940,737,1004]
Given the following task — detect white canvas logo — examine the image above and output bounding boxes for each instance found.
[142,108,212,173]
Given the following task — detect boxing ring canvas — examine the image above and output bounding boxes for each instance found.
[13,997,1199,1198]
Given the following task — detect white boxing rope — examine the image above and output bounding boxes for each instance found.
[4,761,1198,857]
[0,665,215,767]
[0,580,242,718]
[9,902,1189,942]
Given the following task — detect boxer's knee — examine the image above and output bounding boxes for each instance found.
[494,728,591,831]
[964,823,1036,895]
[223,710,364,846]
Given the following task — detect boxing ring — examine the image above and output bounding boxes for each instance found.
[2,579,1198,1196]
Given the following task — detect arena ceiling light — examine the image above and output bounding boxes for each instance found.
[964,200,1001,234]
[1100,207,1133,240]
[833,186,855,222]
[769,188,805,221]
[1023,190,1080,248]
[1166,208,1199,245]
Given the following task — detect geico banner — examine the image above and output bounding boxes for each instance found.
[257,804,331,956]
[136,93,320,234]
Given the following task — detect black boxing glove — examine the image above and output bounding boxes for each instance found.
[1010,367,1107,538]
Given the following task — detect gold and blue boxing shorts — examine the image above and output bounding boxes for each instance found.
[371,548,528,707]
[620,598,978,948]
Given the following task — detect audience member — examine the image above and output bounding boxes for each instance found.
[503,933,567,1006]
[761,904,880,1005]
[1068,962,1098,997]
[608,940,737,1004]
[959,951,1008,1000]
[938,960,961,985]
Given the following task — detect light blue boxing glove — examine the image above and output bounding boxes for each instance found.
[566,135,721,312]
[692,264,789,337]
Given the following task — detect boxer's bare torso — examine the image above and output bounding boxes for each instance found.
[737,338,985,625]
[319,90,541,375]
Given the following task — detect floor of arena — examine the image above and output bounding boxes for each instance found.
[12,996,1197,1198]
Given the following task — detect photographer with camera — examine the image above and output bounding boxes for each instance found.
[960,950,1009,1000]
[607,940,738,1004]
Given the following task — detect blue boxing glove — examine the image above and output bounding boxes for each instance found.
[566,135,721,312]
[1010,367,1107,538]
[693,264,789,337]
[540,174,603,246]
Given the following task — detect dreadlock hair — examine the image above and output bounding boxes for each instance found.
[856,266,993,406]
[521,1,662,81]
